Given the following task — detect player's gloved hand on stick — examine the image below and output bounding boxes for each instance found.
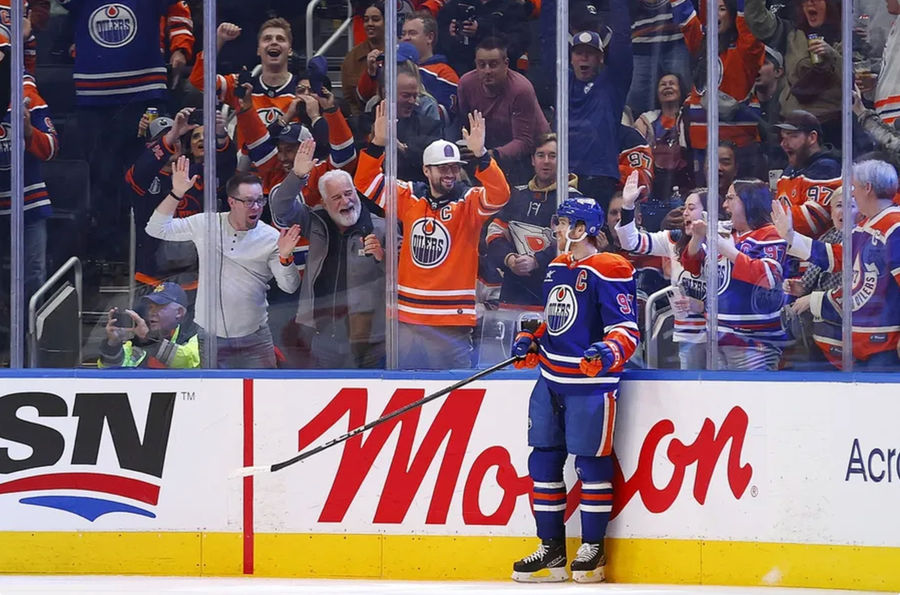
[579,341,621,377]
[512,331,539,369]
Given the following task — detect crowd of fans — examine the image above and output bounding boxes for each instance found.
[2,0,900,371]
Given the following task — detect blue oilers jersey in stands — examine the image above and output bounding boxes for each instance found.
[1,75,57,223]
[539,252,640,395]
[630,0,685,57]
[60,0,179,106]
[485,175,580,307]
[802,205,900,364]
[683,224,788,346]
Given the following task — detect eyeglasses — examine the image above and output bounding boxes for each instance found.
[231,196,267,208]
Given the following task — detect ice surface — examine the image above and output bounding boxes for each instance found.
[0,577,878,595]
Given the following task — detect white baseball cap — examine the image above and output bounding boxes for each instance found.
[423,140,464,166]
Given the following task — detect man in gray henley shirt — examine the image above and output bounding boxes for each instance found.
[146,157,301,367]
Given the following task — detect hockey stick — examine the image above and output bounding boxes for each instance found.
[231,356,519,478]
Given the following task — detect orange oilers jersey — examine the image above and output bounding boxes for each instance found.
[355,147,511,327]
[775,151,842,238]
[0,0,37,73]
[236,104,357,202]
[618,124,654,190]
[189,52,300,153]
[160,0,194,62]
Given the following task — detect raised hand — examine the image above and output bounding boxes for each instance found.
[171,155,199,198]
[278,225,302,258]
[316,87,336,111]
[622,170,647,210]
[688,217,708,239]
[217,22,242,50]
[372,100,388,146]
[770,199,793,240]
[166,107,198,147]
[292,138,317,178]
[137,112,151,137]
[299,94,320,120]
[238,82,254,113]
[215,109,228,143]
[461,110,486,158]
[366,48,382,76]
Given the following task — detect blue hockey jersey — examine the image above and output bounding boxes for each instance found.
[1,75,57,223]
[539,252,640,394]
[683,224,789,346]
[60,0,194,106]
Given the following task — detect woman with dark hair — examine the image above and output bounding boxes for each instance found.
[682,179,789,370]
[744,0,843,142]
[616,172,708,368]
[341,0,385,116]
[634,72,694,200]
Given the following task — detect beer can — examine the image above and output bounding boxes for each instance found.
[145,107,159,123]
[807,34,822,65]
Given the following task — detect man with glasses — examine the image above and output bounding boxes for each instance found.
[355,101,510,369]
[145,159,301,368]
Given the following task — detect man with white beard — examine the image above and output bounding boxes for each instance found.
[270,140,387,368]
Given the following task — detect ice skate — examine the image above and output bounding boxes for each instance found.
[511,539,568,583]
[570,542,606,583]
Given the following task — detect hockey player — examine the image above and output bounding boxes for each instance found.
[355,100,510,368]
[510,197,640,583]
[772,159,900,369]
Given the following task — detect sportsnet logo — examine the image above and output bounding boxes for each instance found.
[89,4,137,49]
[0,391,175,521]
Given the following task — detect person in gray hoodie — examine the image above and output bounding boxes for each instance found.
[270,139,386,369]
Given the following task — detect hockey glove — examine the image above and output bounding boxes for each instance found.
[579,341,622,377]
[512,332,539,369]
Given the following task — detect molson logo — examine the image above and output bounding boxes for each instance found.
[0,391,176,521]
[295,388,753,525]
[89,4,137,49]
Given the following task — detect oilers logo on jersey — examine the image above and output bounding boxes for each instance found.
[851,255,879,311]
[410,218,451,268]
[509,220,554,256]
[545,285,578,336]
[257,107,284,126]
[89,4,137,48]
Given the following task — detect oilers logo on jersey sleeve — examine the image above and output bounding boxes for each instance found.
[89,4,137,48]
[545,285,579,336]
[410,218,451,269]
